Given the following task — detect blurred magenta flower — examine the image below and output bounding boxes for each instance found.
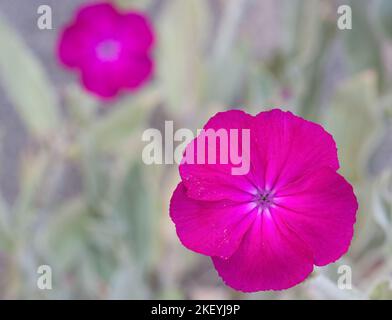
[58,2,155,99]
[170,109,358,292]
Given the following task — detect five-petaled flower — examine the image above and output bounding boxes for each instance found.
[58,2,155,99]
[170,109,358,292]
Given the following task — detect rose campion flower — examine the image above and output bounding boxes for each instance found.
[170,109,358,292]
[58,2,154,98]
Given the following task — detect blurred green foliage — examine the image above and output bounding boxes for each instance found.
[0,0,392,299]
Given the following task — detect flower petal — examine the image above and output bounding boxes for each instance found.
[212,211,314,291]
[121,55,154,89]
[179,110,256,202]
[119,13,155,53]
[57,24,95,68]
[251,109,339,191]
[273,168,358,266]
[75,2,119,36]
[170,183,256,258]
[80,59,122,98]
[80,53,153,98]
[57,2,155,98]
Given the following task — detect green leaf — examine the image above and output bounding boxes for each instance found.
[85,88,159,152]
[65,84,98,126]
[14,151,49,228]
[115,0,152,10]
[348,183,384,258]
[0,192,11,250]
[80,136,110,212]
[290,0,323,62]
[0,142,11,249]
[246,65,277,111]
[372,170,392,241]
[0,15,60,137]
[308,274,364,299]
[208,48,250,106]
[379,0,392,40]
[38,198,93,271]
[297,19,336,120]
[113,163,156,270]
[157,0,210,116]
[108,264,149,299]
[324,71,378,183]
[344,1,384,91]
[370,280,392,300]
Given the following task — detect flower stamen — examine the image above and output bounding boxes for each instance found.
[254,190,274,210]
[96,39,122,62]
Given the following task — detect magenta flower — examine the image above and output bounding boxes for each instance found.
[58,2,155,99]
[170,109,358,292]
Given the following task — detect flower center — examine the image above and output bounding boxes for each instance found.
[254,190,274,210]
[96,40,122,62]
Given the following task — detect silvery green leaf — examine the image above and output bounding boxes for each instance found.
[86,88,159,152]
[344,1,384,90]
[378,0,392,40]
[370,280,392,300]
[348,183,384,259]
[38,198,92,271]
[113,163,156,271]
[290,0,322,62]
[65,84,98,126]
[14,151,49,228]
[107,261,149,299]
[115,0,152,10]
[372,170,392,240]
[157,0,210,116]
[0,192,11,250]
[246,65,277,111]
[208,50,250,106]
[80,136,109,211]
[307,273,364,300]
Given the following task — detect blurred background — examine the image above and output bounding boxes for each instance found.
[0,0,392,299]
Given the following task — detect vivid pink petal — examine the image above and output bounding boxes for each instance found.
[119,13,155,53]
[58,24,95,68]
[180,110,256,202]
[80,53,153,97]
[57,2,155,99]
[274,168,358,266]
[80,59,121,98]
[251,109,339,191]
[121,55,154,89]
[170,183,256,258]
[212,211,314,291]
[75,2,118,35]
[169,108,358,292]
